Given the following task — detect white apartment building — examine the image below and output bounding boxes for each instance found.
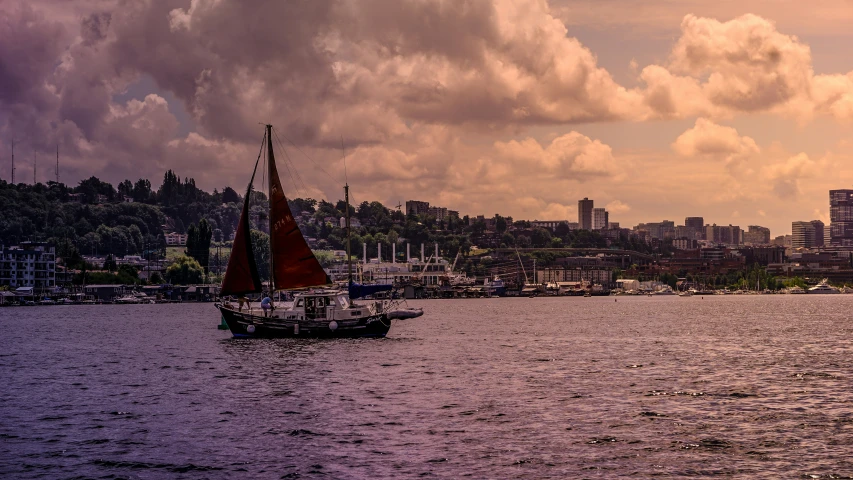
[164,232,188,246]
[0,243,56,289]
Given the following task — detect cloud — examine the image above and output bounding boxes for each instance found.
[671,118,759,163]
[605,200,631,214]
[493,132,619,180]
[763,152,815,200]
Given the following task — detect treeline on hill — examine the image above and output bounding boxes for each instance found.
[0,171,662,283]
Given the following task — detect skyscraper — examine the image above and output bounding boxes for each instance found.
[592,208,608,230]
[578,198,593,230]
[685,217,704,229]
[830,189,853,246]
[792,220,824,248]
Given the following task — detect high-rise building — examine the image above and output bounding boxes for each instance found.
[792,220,825,248]
[405,200,430,216]
[592,208,608,230]
[811,220,825,247]
[578,198,593,230]
[705,224,742,245]
[830,189,853,246]
[744,225,771,245]
[685,217,704,229]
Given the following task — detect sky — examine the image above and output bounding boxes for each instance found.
[3,0,853,236]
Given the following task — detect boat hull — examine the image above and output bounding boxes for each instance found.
[217,305,391,339]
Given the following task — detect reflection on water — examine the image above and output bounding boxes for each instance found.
[3,296,853,478]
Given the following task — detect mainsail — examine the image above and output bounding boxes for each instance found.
[266,126,330,290]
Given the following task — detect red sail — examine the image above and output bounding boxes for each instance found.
[220,152,263,295]
[267,128,330,290]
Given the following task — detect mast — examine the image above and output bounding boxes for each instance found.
[55,144,59,184]
[266,124,275,295]
[346,183,352,286]
[33,150,36,184]
[10,139,14,184]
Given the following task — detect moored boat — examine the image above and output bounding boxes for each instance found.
[808,279,840,294]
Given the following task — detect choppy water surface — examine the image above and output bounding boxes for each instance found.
[3,296,853,478]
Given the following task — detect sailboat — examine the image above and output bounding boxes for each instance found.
[215,125,422,338]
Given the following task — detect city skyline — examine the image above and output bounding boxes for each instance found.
[4,1,853,236]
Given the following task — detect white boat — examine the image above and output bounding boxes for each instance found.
[114,294,143,304]
[808,279,839,294]
[678,291,693,297]
[786,286,806,294]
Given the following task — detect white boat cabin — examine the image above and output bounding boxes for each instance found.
[279,291,380,321]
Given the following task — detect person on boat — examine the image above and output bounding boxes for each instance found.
[237,295,249,312]
[261,294,272,317]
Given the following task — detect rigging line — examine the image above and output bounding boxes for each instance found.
[341,135,348,186]
[270,127,307,197]
[276,130,342,186]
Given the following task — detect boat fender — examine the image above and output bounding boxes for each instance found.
[247,325,256,333]
[294,323,299,335]
[329,321,338,331]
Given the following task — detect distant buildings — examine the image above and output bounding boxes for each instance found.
[829,189,853,246]
[0,242,56,289]
[405,200,430,216]
[744,225,771,245]
[164,232,188,246]
[791,220,824,249]
[405,200,457,223]
[531,220,568,230]
[592,208,608,230]
[705,224,742,245]
[578,198,593,230]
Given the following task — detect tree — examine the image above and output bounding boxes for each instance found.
[133,179,152,202]
[149,271,164,284]
[116,264,140,284]
[165,255,204,285]
[495,215,507,234]
[222,186,240,204]
[103,254,117,272]
[250,229,271,282]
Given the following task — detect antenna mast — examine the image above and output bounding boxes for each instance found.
[33,150,36,184]
[55,144,59,184]
[342,137,352,287]
[10,139,14,184]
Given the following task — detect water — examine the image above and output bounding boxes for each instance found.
[3,296,853,478]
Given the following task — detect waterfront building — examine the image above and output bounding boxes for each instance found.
[792,220,824,248]
[406,200,430,216]
[536,268,612,287]
[830,189,853,246]
[744,225,771,245]
[592,208,608,230]
[0,242,56,289]
[578,198,593,230]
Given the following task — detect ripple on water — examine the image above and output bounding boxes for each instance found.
[3,298,853,478]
